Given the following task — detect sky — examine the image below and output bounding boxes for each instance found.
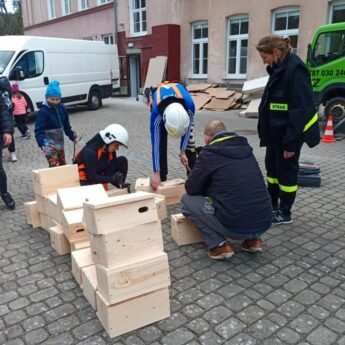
[5,0,14,13]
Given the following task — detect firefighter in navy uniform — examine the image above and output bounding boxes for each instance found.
[149,81,197,190]
[73,124,129,191]
[256,35,320,225]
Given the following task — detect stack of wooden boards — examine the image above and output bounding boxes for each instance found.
[186,83,245,111]
[241,76,269,118]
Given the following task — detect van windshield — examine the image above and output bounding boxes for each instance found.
[0,51,15,74]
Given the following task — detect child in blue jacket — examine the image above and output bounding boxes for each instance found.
[35,80,77,167]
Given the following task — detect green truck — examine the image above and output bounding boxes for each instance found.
[307,22,345,128]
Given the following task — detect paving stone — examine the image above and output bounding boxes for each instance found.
[237,305,265,324]
[158,312,187,332]
[181,304,204,319]
[22,315,45,332]
[250,319,280,339]
[289,314,319,334]
[196,292,224,310]
[6,324,24,339]
[45,333,75,345]
[283,279,308,293]
[203,306,232,324]
[307,305,330,320]
[214,317,246,339]
[278,301,305,318]
[138,326,162,343]
[24,328,49,345]
[48,315,81,335]
[324,317,345,333]
[277,327,301,344]
[198,331,223,344]
[225,295,253,312]
[161,328,195,345]
[266,289,292,305]
[306,326,337,345]
[294,290,321,305]
[4,310,27,326]
[224,333,257,345]
[187,318,209,335]
[72,319,104,340]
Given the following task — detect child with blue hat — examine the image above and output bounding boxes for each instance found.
[34,80,77,167]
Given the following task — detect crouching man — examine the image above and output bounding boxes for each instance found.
[181,120,272,260]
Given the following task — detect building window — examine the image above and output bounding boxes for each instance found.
[62,0,71,15]
[329,1,345,23]
[192,22,208,77]
[98,0,112,4]
[47,0,56,19]
[130,0,147,35]
[102,34,114,45]
[78,0,89,11]
[272,7,299,51]
[226,16,248,78]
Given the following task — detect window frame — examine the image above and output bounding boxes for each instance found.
[47,0,56,19]
[328,0,345,23]
[272,7,300,52]
[191,21,208,78]
[226,15,249,79]
[61,0,71,16]
[97,0,112,5]
[10,50,45,80]
[129,0,147,37]
[78,0,89,11]
[102,34,114,45]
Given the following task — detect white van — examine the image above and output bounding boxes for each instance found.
[0,35,120,111]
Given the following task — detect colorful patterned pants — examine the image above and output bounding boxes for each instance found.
[46,147,66,167]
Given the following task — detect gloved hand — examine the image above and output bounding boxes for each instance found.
[111,171,124,188]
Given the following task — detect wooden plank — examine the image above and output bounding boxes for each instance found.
[84,192,158,235]
[203,95,236,111]
[205,87,227,97]
[96,252,170,304]
[96,287,170,338]
[242,76,268,94]
[89,220,163,267]
[82,265,97,310]
[171,213,203,246]
[135,178,152,192]
[154,194,167,221]
[244,98,261,118]
[70,239,90,251]
[143,56,168,90]
[57,184,108,212]
[71,248,94,287]
[35,194,48,214]
[61,209,87,240]
[40,213,57,232]
[24,201,41,228]
[49,224,71,255]
[45,194,62,223]
[216,90,236,99]
[106,188,128,197]
[190,93,212,110]
[186,83,213,92]
[156,179,185,206]
[32,165,80,196]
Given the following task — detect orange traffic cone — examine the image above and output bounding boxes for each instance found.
[321,115,336,144]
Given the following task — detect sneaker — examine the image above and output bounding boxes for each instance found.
[1,192,15,209]
[208,242,234,260]
[25,131,31,139]
[272,210,293,225]
[8,153,17,162]
[241,239,263,253]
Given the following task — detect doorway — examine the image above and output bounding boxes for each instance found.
[128,55,140,98]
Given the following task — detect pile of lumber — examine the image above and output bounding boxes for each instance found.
[186,83,245,111]
[240,76,269,118]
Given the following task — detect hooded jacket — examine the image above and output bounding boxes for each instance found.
[73,133,115,184]
[258,53,320,151]
[35,102,75,147]
[185,132,272,231]
[0,90,13,137]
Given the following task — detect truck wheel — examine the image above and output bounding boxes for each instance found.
[87,90,102,110]
[324,97,345,122]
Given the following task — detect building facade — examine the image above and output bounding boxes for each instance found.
[21,0,345,94]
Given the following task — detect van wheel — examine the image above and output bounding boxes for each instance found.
[87,90,102,110]
[324,97,345,122]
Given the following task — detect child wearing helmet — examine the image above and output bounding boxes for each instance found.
[73,124,129,191]
[149,82,196,190]
[34,80,77,167]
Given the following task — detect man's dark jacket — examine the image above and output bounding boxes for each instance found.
[258,53,320,152]
[185,132,272,231]
[0,90,13,144]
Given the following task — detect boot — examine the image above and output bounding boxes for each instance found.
[1,192,15,210]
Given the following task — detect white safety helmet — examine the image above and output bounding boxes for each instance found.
[163,103,190,138]
[99,124,129,147]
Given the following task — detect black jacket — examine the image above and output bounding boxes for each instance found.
[0,90,13,138]
[258,53,320,151]
[185,132,272,230]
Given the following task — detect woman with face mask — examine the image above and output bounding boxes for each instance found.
[34,80,77,167]
[256,35,320,225]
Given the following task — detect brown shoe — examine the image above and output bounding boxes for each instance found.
[208,243,234,260]
[241,239,262,253]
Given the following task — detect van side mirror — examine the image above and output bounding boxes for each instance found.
[13,67,25,81]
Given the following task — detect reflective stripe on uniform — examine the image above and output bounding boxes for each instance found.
[269,103,288,111]
[279,184,298,192]
[267,177,279,184]
[209,135,233,145]
[303,113,318,132]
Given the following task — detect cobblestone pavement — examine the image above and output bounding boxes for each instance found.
[1,98,345,345]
